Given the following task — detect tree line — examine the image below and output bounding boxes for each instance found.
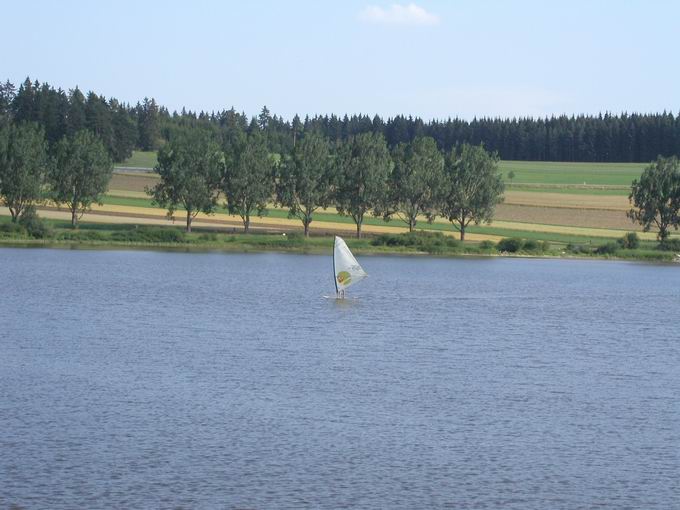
[2,77,680,163]
[148,127,504,238]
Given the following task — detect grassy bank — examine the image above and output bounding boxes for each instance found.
[1,216,677,262]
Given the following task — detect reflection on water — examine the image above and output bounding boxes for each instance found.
[1,248,679,509]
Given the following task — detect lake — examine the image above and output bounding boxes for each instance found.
[1,248,678,509]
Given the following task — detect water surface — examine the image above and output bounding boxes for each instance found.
[1,248,679,509]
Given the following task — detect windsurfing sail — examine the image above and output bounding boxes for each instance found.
[333,236,368,293]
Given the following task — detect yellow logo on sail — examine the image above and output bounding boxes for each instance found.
[337,271,351,286]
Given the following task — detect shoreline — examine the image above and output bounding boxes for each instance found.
[1,237,677,264]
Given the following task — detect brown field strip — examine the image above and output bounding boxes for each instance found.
[495,204,636,230]
[503,191,630,211]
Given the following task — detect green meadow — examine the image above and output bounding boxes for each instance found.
[499,160,646,187]
[120,150,158,168]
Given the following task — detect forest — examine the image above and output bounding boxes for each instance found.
[1,77,679,164]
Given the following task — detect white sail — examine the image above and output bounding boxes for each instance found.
[333,236,367,293]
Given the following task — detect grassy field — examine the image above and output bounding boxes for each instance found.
[499,160,645,186]
[119,150,158,168]
[505,184,629,195]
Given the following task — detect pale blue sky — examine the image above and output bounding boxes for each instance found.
[2,0,678,120]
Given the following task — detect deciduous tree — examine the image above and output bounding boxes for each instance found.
[385,136,444,232]
[223,133,274,233]
[51,130,113,228]
[0,123,48,221]
[277,132,333,236]
[335,133,392,238]
[148,129,223,232]
[628,156,680,241]
[440,144,504,240]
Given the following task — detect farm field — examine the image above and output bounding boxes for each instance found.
[105,164,649,242]
[101,191,639,236]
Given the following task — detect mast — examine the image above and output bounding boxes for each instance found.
[333,236,339,294]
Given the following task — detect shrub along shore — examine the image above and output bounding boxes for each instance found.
[1,217,678,262]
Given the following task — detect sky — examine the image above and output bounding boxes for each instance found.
[2,0,679,120]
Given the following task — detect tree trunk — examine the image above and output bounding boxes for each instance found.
[9,206,18,223]
[71,207,78,228]
[356,220,362,238]
[186,210,193,232]
[460,222,465,241]
[244,215,250,234]
[408,216,416,233]
[303,219,310,237]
